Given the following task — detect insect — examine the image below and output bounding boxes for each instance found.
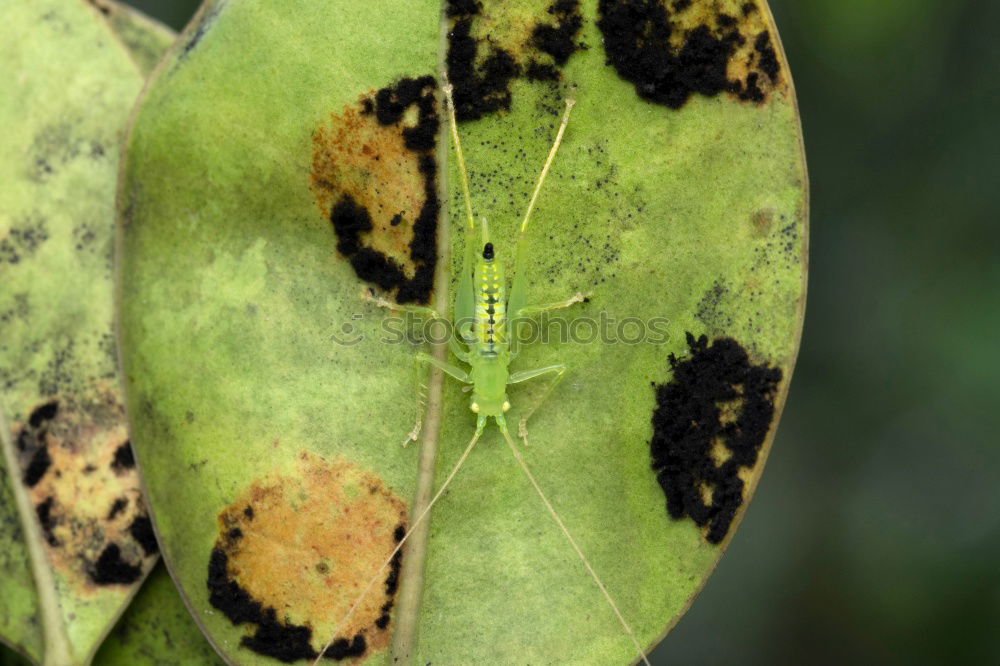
[313,82,651,666]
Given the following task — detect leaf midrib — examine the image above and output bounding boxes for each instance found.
[387,6,454,663]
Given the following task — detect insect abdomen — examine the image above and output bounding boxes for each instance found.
[475,261,506,354]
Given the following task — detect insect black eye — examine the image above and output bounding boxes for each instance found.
[482,242,494,260]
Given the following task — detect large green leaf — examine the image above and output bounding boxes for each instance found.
[0,1,170,663]
[119,0,806,663]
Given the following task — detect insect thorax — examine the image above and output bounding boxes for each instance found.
[475,259,507,355]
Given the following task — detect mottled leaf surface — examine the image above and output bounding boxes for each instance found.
[119,0,806,663]
[0,1,162,663]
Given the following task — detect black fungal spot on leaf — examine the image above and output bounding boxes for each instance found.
[208,547,360,663]
[128,515,159,556]
[111,440,135,470]
[651,333,782,544]
[36,497,59,546]
[91,543,142,585]
[597,0,784,108]
[446,0,584,121]
[18,400,58,486]
[313,77,440,304]
[22,445,52,487]
[207,547,379,662]
[29,400,59,427]
[533,0,585,65]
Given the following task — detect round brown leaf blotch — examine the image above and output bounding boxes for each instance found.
[207,451,408,662]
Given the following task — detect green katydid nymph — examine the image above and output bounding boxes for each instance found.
[313,82,651,665]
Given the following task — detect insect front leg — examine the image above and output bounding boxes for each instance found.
[507,363,567,446]
[402,352,472,447]
[362,289,470,362]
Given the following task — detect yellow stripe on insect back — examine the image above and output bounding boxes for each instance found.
[475,259,506,354]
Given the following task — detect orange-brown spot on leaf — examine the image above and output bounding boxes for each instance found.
[312,101,423,262]
[207,451,407,662]
[310,77,440,304]
[752,207,775,235]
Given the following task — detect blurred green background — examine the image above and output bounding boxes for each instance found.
[6,1,990,664]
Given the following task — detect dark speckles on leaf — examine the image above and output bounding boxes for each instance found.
[37,340,77,398]
[72,223,98,252]
[26,121,107,182]
[650,333,782,544]
[695,280,734,335]
[0,217,49,264]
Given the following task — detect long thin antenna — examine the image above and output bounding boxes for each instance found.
[441,80,476,232]
[312,425,485,665]
[520,98,576,234]
[500,427,651,666]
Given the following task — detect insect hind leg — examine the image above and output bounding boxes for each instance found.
[403,352,471,447]
[507,363,566,446]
